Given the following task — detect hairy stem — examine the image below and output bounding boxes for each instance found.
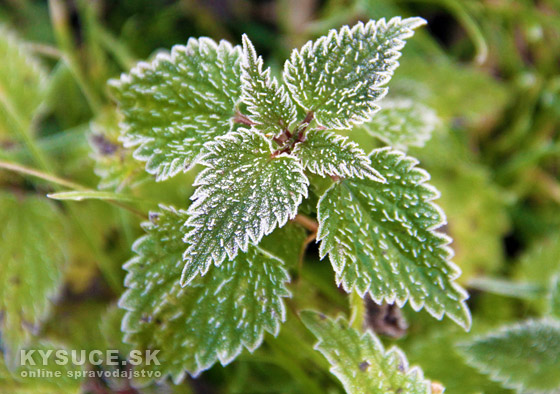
[292,213,318,232]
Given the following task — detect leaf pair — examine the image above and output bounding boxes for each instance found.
[119,206,290,381]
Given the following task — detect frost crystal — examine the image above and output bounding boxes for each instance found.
[120,206,291,381]
[110,38,242,181]
[317,148,471,329]
[182,129,309,285]
[283,17,426,129]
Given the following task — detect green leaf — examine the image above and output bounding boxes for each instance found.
[403,325,511,394]
[514,232,560,315]
[458,319,560,394]
[241,35,297,136]
[283,17,425,129]
[109,38,242,181]
[120,206,291,381]
[0,24,48,137]
[47,190,150,204]
[467,277,544,300]
[409,131,511,282]
[300,311,431,394]
[292,129,385,181]
[547,274,560,319]
[0,193,67,365]
[182,129,308,285]
[359,98,439,150]
[317,148,471,328]
[0,341,84,393]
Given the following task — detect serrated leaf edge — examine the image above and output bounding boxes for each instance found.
[109,38,241,181]
[283,17,426,130]
[292,130,386,182]
[181,129,309,285]
[240,34,297,134]
[119,205,292,381]
[301,311,431,393]
[316,148,471,329]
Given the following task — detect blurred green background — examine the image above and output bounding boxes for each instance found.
[0,0,559,393]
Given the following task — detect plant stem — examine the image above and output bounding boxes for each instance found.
[292,213,318,233]
[0,160,86,190]
[349,291,365,331]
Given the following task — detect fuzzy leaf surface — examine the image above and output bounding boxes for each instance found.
[241,35,297,135]
[317,148,470,328]
[301,311,431,394]
[182,129,308,285]
[458,319,560,394]
[110,38,242,181]
[283,17,425,129]
[120,206,290,381]
[360,98,439,150]
[0,24,48,137]
[292,129,384,181]
[0,194,67,365]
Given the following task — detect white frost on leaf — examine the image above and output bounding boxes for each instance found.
[241,34,297,136]
[292,128,386,181]
[301,311,432,394]
[120,206,291,382]
[181,129,309,285]
[109,38,242,181]
[283,17,426,130]
[317,148,471,329]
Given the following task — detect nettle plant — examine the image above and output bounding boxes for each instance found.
[111,17,471,391]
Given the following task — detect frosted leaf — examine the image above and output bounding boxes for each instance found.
[458,319,560,394]
[0,24,48,137]
[241,35,297,136]
[109,38,242,181]
[182,129,309,285]
[0,194,67,366]
[359,98,439,150]
[292,128,385,181]
[317,148,471,329]
[120,206,290,381]
[301,311,432,394]
[283,17,426,130]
